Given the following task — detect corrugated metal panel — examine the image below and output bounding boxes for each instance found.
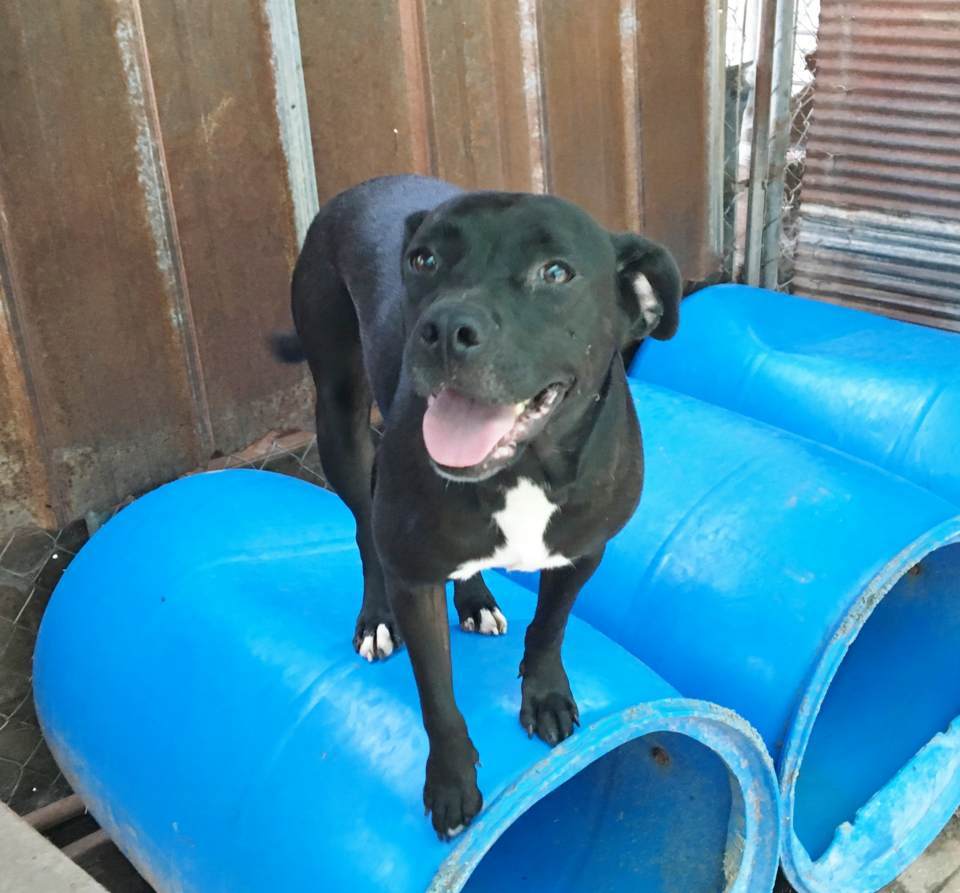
[795,0,960,329]
[634,0,716,274]
[295,0,718,268]
[0,0,717,537]
[140,0,313,456]
[420,0,541,193]
[538,0,641,230]
[0,0,207,522]
[0,239,55,532]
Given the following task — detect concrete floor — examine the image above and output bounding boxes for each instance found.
[0,802,106,892]
[883,814,960,893]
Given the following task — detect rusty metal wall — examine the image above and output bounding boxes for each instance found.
[793,0,960,330]
[295,0,719,258]
[0,0,717,536]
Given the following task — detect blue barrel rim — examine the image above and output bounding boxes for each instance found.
[434,698,782,893]
[779,518,960,892]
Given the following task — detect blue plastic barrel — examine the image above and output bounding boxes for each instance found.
[631,284,960,505]
[509,381,960,893]
[33,470,780,893]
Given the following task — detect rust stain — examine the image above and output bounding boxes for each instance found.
[0,243,56,531]
[0,0,204,520]
[650,744,671,767]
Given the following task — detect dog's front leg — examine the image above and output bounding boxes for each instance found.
[519,549,604,745]
[388,578,482,839]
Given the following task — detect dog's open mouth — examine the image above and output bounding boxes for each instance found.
[422,383,567,477]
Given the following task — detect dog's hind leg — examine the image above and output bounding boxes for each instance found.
[293,254,400,662]
[454,575,507,636]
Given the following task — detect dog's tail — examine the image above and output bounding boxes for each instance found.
[267,330,306,364]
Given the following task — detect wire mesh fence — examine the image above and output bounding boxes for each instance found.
[0,525,81,815]
[778,0,821,290]
[722,0,821,288]
[0,429,327,818]
[721,0,757,280]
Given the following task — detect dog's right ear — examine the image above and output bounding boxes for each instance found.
[403,210,430,252]
[611,233,682,343]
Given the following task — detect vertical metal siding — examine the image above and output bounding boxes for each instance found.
[794,0,960,330]
[634,0,717,273]
[140,0,314,455]
[0,0,717,536]
[0,1,208,524]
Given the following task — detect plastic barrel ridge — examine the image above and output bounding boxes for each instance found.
[508,381,960,893]
[631,283,960,505]
[33,470,781,893]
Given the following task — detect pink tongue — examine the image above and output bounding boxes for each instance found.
[422,389,519,468]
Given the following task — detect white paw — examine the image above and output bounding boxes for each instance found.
[444,823,465,839]
[481,607,507,635]
[376,623,394,657]
[462,607,508,636]
[358,623,395,662]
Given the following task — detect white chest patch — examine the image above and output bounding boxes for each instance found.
[450,478,572,581]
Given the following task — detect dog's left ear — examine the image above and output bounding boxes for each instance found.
[611,233,682,342]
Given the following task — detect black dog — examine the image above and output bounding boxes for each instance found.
[273,175,680,839]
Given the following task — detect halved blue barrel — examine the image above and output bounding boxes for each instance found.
[512,381,960,893]
[33,470,780,893]
[631,284,960,505]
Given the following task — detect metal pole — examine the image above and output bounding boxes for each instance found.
[706,0,728,266]
[23,795,87,833]
[743,0,778,285]
[760,0,799,288]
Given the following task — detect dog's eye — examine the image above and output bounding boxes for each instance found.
[409,249,438,274]
[539,261,575,285]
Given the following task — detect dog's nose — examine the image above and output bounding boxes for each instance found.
[418,304,490,359]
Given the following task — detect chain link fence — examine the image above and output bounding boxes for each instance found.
[722,0,821,288]
[0,428,329,890]
[721,0,757,280]
[0,430,327,819]
[778,0,821,290]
